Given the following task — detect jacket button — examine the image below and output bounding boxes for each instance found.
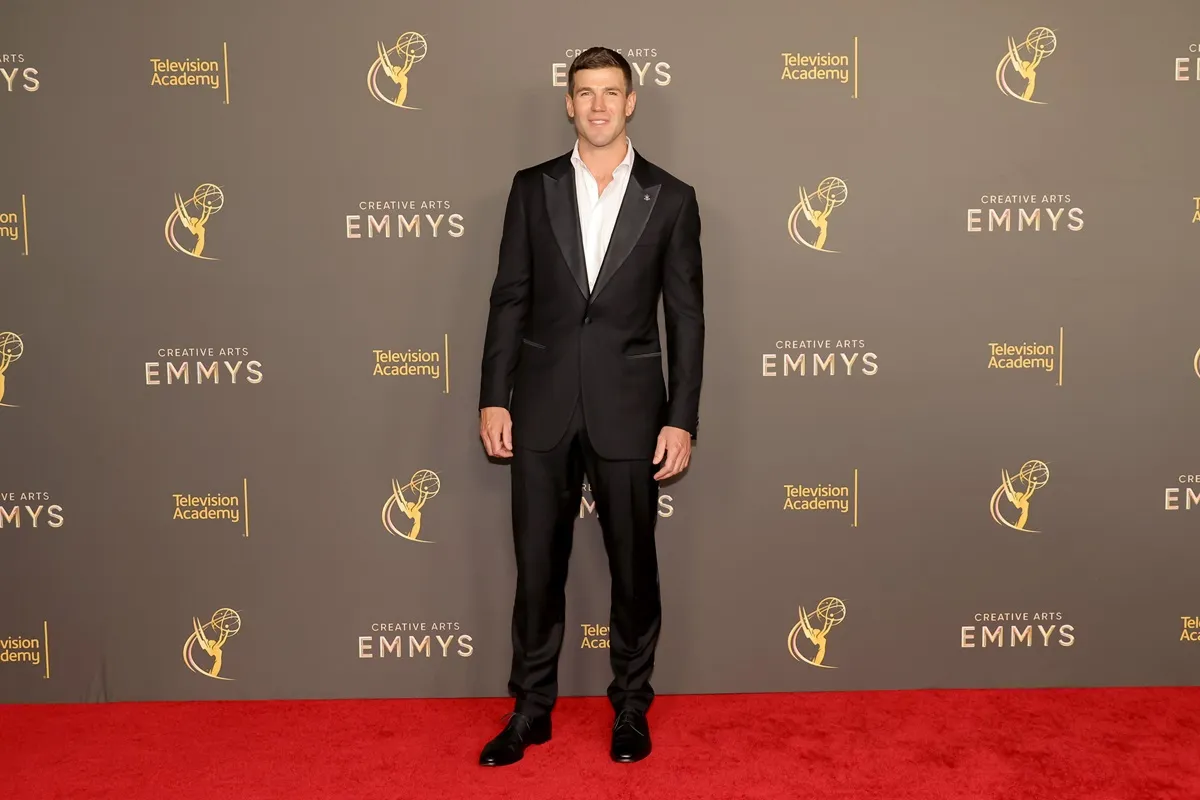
[583,316,591,324]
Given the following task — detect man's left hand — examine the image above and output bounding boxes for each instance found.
[652,426,692,481]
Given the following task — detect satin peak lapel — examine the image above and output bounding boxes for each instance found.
[590,167,660,303]
[543,164,589,300]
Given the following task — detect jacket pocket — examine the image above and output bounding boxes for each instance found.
[625,351,662,359]
[522,338,547,350]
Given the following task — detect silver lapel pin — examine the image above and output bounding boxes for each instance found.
[644,194,650,201]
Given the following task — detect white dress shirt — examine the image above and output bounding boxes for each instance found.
[570,137,635,292]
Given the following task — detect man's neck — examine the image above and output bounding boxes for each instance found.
[577,135,629,180]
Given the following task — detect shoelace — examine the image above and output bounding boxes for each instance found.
[612,709,643,735]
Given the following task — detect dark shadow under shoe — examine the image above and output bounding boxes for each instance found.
[610,708,651,763]
[479,712,552,766]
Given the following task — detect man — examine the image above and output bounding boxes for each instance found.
[476,46,704,766]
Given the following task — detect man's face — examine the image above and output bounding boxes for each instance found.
[566,66,636,149]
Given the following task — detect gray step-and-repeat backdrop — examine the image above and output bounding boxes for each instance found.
[4,0,1200,703]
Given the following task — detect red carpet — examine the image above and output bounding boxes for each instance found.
[2,688,1199,799]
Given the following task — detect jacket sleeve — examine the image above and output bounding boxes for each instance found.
[661,184,704,438]
[478,173,532,410]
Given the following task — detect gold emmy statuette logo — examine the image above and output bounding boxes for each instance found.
[368,32,428,109]
[0,331,24,408]
[788,177,847,253]
[381,469,441,541]
[183,607,241,680]
[997,27,1057,104]
[165,183,224,260]
[990,460,1050,532]
[1192,347,1200,379]
[787,596,845,669]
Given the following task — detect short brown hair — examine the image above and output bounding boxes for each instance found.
[567,47,633,95]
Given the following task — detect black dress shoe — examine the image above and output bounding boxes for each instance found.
[610,708,651,763]
[479,712,551,766]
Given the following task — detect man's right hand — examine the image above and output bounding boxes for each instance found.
[480,407,514,458]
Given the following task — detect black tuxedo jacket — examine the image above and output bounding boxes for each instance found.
[478,147,704,461]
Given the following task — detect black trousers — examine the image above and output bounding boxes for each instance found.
[507,396,662,717]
